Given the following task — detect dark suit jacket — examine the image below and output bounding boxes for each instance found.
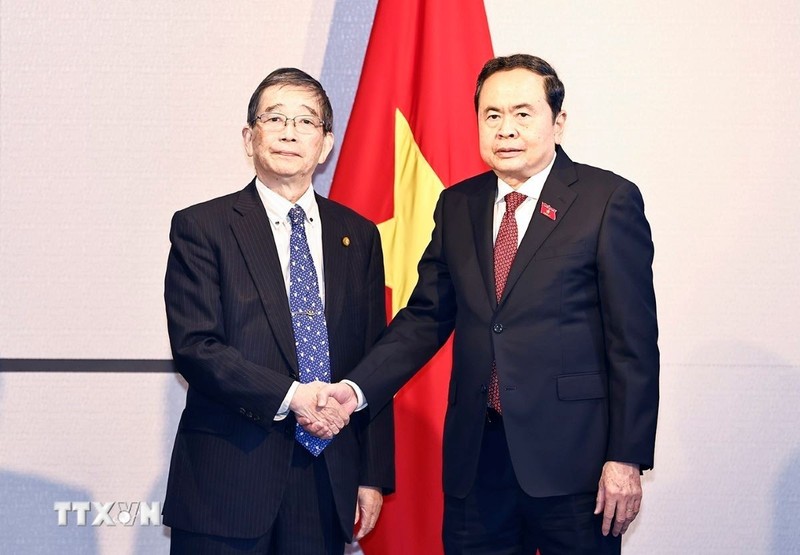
[348,147,658,499]
[162,180,394,539]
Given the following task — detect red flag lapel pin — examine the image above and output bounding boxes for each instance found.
[540,202,557,221]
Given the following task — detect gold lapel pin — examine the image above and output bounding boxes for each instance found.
[342,236,351,247]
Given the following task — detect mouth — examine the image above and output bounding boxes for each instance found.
[272,150,301,157]
[494,148,523,158]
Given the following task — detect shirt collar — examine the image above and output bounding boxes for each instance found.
[255,178,320,226]
[494,150,557,205]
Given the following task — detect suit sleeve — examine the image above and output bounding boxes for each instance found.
[350,192,458,414]
[596,182,660,469]
[358,225,396,492]
[164,210,294,424]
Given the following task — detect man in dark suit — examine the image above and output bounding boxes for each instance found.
[314,54,659,554]
[163,68,394,554]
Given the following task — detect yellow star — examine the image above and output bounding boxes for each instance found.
[378,109,445,316]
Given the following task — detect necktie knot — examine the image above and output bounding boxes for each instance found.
[504,191,526,213]
[288,205,306,228]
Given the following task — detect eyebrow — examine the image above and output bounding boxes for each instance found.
[262,103,320,117]
[511,103,535,112]
[482,103,535,114]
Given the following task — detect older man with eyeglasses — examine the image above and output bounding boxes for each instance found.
[162,68,395,555]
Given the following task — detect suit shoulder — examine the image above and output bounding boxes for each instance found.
[173,189,242,220]
[317,196,378,233]
[573,160,638,193]
[569,159,648,218]
[443,170,495,198]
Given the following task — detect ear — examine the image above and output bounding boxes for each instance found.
[242,126,255,157]
[318,132,334,164]
[553,110,567,144]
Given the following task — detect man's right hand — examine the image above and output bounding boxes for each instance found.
[296,382,359,438]
[318,382,359,414]
[288,381,349,440]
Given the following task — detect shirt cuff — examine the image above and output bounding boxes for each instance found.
[341,379,367,411]
[275,381,300,421]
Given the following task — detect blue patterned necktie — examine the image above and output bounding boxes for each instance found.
[288,205,332,456]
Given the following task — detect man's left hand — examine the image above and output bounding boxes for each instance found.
[289,381,349,439]
[594,461,642,537]
[297,382,360,438]
[354,486,383,541]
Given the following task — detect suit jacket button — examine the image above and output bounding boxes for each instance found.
[492,323,504,333]
[239,407,247,416]
[246,411,253,419]
[481,384,487,394]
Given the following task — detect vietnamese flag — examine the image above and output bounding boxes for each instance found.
[328,0,493,553]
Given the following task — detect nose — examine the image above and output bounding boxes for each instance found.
[497,116,517,138]
[279,119,299,141]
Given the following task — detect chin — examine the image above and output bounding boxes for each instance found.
[493,160,524,173]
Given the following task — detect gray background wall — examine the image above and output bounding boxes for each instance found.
[2,1,799,553]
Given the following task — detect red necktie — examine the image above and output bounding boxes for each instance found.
[488,191,527,413]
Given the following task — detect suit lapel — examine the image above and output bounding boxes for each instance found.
[316,195,348,333]
[467,172,498,307]
[230,180,298,372]
[500,148,578,306]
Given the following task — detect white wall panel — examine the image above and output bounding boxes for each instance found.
[485,0,800,551]
[1,0,327,359]
[2,0,799,552]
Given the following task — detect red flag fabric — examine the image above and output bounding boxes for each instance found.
[328,1,493,553]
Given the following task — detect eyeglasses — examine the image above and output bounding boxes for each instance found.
[254,112,325,134]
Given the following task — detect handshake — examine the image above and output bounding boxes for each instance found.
[288,381,360,439]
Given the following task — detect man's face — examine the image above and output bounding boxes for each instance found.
[242,85,333,188]
[477,68,566,187]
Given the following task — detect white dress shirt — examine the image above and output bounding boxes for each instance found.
[492,151,556,245]
[254,179,325,420]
